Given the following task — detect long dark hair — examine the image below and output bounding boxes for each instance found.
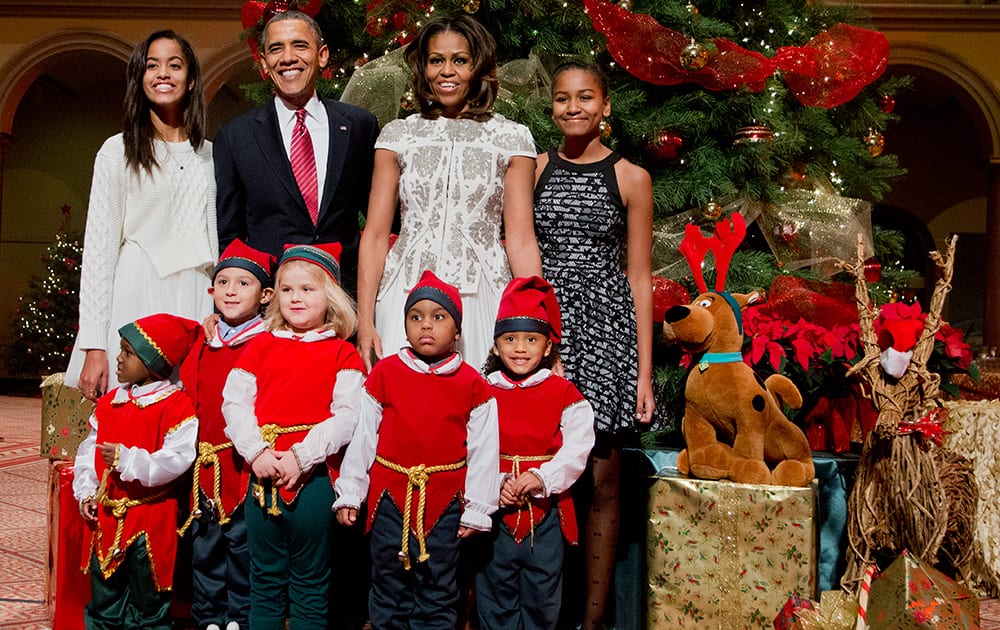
[404,14,497,122]
[123,30,206,174]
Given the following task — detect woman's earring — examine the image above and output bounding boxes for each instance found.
[599,118,612,139]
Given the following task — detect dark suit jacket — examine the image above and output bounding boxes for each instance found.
[214,97,379,292]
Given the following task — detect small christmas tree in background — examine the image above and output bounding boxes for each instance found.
[6,204,82,377]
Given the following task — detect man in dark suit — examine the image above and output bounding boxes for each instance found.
[214,10,378,293]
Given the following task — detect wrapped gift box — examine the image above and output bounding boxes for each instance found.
[47,461,91,630]
[40,372,94,460]
[646,473,817,629]
[867,550,979,629]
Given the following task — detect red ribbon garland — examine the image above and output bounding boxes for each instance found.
[583,0,888,109]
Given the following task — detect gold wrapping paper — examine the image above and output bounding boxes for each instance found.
[40,372,94,460]
[647,474,817,629]
[791,590,859,630]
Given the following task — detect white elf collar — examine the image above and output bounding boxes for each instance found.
[112,379,179,408]
[399,347,464,375]
[271,328,339,343]
[486,368,552,390]
[210,316,267,349]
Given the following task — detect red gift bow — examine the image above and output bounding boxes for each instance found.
[897,407,949,445]
[583,0,888,109]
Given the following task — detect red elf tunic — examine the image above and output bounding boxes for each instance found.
[79,383,197,590]
[487,368,595,544]
[223,329,365,506]
[334,349,499,547]
[178,318,267,532]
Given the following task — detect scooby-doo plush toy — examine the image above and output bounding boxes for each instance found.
[663,213,814,487]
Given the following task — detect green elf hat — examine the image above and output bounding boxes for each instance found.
[279,242,342,284]
[118,313,202,379]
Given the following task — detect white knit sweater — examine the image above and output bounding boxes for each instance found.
[76,134,218,350]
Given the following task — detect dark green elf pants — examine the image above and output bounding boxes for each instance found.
[84,534,172,630]
[245,471,334,630]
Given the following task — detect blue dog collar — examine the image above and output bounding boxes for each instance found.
[712,291,743,335]
[698,351,744,372]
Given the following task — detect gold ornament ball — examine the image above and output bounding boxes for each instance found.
[400,90,416,111]
[463,0,480,13]
[703,201,722,220]
[733,124,774,145]
[865,129,885,157]
[679,41,709,72]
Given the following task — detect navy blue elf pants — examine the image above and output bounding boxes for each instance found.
[475,507,564,630]
[190,494,250,629]
[369,498,462,629]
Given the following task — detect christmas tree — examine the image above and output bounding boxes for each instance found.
[6,205,83,377]
[240,0,906,221]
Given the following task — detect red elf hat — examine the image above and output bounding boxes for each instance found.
[493,275,562,344]
[405,270,463,331]
[118,313,202,378]
[215,238,276,285]
[279,242,342,284]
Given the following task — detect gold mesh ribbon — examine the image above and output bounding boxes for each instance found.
[177,440,235,536]
[252,423,315,517]
[375,455,466,570]
[95,468,172,572]
[500,453,553,548]
[714,482,742,628]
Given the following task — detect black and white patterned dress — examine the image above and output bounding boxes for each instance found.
[534,149,638,434]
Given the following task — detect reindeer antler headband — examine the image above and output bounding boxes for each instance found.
[679,212,749,332]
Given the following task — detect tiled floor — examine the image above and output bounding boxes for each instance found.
[0,395,50,629]
[3,393,1000,629]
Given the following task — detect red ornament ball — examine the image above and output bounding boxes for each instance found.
[878,94,896,113]
[863,256,882,283]
[652,275,691,323]
[646,129,683,161]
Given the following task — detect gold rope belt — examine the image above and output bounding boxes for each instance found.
[375,454,466,570]
[251,423,315,517]
[177,440,235,536]
[95,468,173,572]
[500,454,553,548]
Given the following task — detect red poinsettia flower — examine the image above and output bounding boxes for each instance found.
[937,323,974,370]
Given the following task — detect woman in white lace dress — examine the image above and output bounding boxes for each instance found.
[65,30,217,399]
[356,14,541,372]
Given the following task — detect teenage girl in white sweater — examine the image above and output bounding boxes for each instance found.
[66,29,217,398]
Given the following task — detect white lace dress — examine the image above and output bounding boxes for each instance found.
[373,114,535,371]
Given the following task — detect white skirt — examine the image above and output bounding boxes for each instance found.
[375,272,502,373]
[64,241,213,390]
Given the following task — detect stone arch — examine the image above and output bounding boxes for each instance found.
[202,39,257,104]
[0,29,133,134]
[888,41,1000,159]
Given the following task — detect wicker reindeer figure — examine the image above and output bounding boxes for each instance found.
[663,213,814,487]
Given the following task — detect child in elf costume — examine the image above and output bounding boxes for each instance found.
[334,270,500,629]
[73,313,202,630]
[222,242,364,630]
[178,239,275,630]
[477,276,595,630]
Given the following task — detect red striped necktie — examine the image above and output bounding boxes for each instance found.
[290,108,319,224]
